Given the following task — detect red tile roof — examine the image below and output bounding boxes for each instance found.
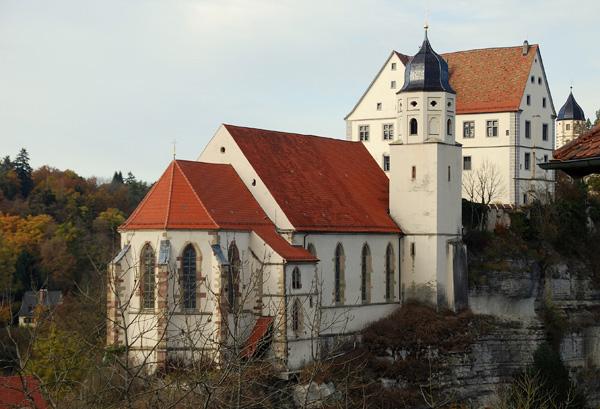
[240,316,273,358]
[121,160,316,262]
[225,125,401,233]
[442,45,538,114]
[0,376,46,409]
[552,125,600,162]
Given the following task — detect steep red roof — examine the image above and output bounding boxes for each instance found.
[552,125,600,162]
[121,160,316,262]
[225,125,401,233]
[442,45,538,114]
[0,376,47,409]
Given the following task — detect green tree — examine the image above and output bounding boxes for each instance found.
[14,148,33,198]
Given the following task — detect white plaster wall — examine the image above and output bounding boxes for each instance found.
[199,125,294,230]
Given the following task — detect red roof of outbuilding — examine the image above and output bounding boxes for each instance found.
[442,44,538,114]
[0,376,47,409]
[553,125,600,162]
[121,160,316,262]
[225,125,401,233]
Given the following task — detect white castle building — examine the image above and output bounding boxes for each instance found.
[107,29,467,371]
[345,39,556,205]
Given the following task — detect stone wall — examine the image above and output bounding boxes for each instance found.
[458,260,600,406]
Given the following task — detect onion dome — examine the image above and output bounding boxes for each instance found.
[557,90,585,121]
[399,28,455,94]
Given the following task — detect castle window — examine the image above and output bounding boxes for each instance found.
[376,103,382,111]
[409,118,418,135]
[227,242,240,311]
[538,77,542,85]
[524,152,531,170]
[307,243,316,257]
[292,267,301,290]
[410,242,415,257]
[525,121,531,139]
[410,101,417,107]
[543,97,547,108]
[542,123,548,141]
[359,125,370,141]
[391,81,396,89]
[141,244,156,310]
[383,155,390,172]
[334,244,345,304]
[531,76,535,83]
[448,166,451,182]
[544,154,548,162]
[463,121,474,138]
[383,123,394,140]
[486,120,498,137]
[385,244,394,301]
[361,244,371,303]
[411,166,416,179]
[182,245,197,310]
[566,124,571,131]
[526,95,531,106]
[391,62,397,70]
[463,156,472,171]
[447,119,453,135]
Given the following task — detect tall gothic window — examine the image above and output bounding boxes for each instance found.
[334,244,344,303]
[141,244,155,309]
[182,245,197,310]
[292,267,301,290]
[385,244,394,301]
[228,242,240,311]
[292,299,302,333]
[307,243,316,257]
[361,244,370,303]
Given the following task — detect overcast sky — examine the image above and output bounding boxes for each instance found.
[2,0,599,183]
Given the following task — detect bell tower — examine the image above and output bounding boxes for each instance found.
[556,88,586,149]
[389,27,467,310]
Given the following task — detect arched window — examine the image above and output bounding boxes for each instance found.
[292,267,301,290]
[182,245,197,310]
[447,118,453,135]
[334,244,344,303]
[386,244,394,301]
[292,299,302,333]
[410,118,418,135]
[307,243,316,257]
[228,242,240,311]
[141,244,155,309]
[361,244,371,303]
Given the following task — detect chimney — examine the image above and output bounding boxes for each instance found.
[522,40,529,56]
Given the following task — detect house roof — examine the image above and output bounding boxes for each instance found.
[557,91,585,121]
[18,291,62,318]
[225,125,402,233]
[442,44,538,114]
[0,376,47,409]
[399,31,454,94]
[539,124,600,178]
[120,160,316,262]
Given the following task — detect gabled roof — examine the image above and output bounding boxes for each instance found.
[18,291,62,318]
[225,125,401,233]
[121,160,316,262]
[539,125,600,178]
[442,44,538,114]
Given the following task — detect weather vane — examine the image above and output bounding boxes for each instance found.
[425,5,429,29]
[173,139,177,160]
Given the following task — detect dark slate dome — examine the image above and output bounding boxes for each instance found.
[557,91,585,121]
[399,29,455,94]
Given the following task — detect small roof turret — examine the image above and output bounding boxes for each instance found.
[557,89,585,121]
[399,27,455,94]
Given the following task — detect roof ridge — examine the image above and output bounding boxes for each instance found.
[443,43,538,56]
[224,124,355,143]
[174,160,219,228]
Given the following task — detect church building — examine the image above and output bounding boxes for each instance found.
[107,29,467,371]
[345,39,556,205]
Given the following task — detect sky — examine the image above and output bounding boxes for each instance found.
[1,0,599,184]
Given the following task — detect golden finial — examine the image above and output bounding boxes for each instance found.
[424,5,429,30]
